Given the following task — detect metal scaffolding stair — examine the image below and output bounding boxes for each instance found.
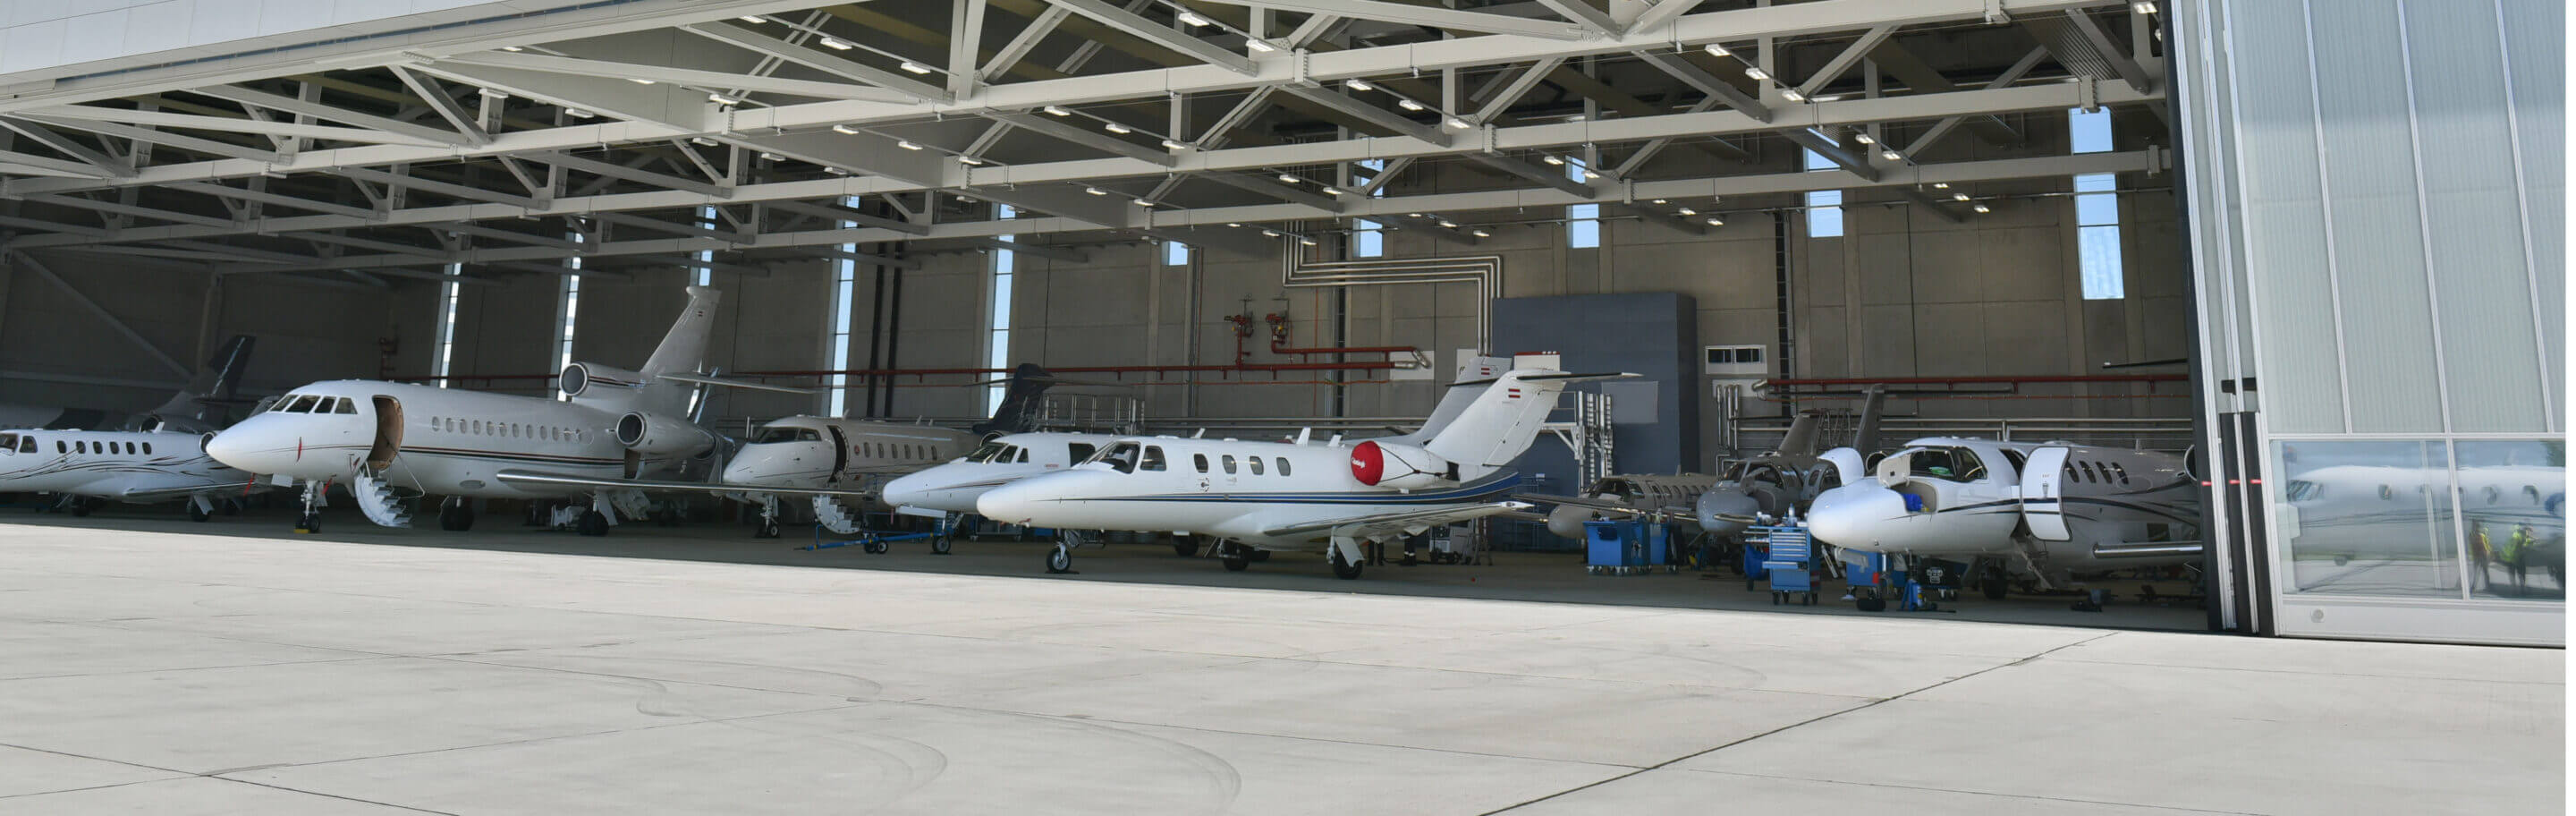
[350,469,411,528]
[606,489,652,522]
[811,495,862,536]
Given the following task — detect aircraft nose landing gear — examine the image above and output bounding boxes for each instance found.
[293,480,323,534]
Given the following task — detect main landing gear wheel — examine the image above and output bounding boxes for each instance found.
[294,512,320,534]
[1173,537,1200,558]
[1219,543,1251,572]
[437,498,476,531]
[188,502,210,523]
[69,498,92,517]
[755,515,781,539]
[931,534,953,555]
[1329,547,1364,580]
[1046,542,1074,574]
[1980,575,2009,600]
[577,509,610,537]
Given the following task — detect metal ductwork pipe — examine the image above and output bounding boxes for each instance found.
[2094,542,2205,559]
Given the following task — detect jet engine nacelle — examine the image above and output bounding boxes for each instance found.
[1349,439,1457,490]
[560,362,646,400]
[615,411,716,458]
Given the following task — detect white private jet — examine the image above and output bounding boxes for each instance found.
[0,429,254,521]
[495,362,1086,540]
[0,335,265,519]
[976,355,1629,577]
[207,285,795,535]
[1804,437,2201,608]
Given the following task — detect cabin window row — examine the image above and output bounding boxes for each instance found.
[2064,460,2130,485]
[1182,451,1292,477]
[433,417,586,443]
[33,438,152,455]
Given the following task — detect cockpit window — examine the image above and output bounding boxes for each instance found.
[0,433,14,454]
[282,395,319,413]
[335,398,359,414]
[966,440,1012,463]
[1067,443,1096,463]
[1140,446,1167,472]
[25,436,40,455]
[756,428,823,444]
[1909,447,1987,482]
[1014,447,1030,463]
[1088,441,1141,473]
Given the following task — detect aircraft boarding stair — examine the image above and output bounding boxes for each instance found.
[812,495,862,535]
[351,468,411,528]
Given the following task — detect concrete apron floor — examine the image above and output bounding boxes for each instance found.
[0,519,2562,816]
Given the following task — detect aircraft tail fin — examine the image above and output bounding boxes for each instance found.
[636,285,722,415]
[971,363,1056,437]
[1775,412,1821,456]
[1426,360,1631,475]
[1852,384,1888,454]
[148,335,256,430]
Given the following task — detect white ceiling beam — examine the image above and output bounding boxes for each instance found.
[18,193,233,227]
[1629,0,1710,33]
[0,118,135,177]
[981,111,1179,166]
[0,151,120,180]
[1184,0,1591,39]
[422,52,923,103]
[1531,0,1624,37]
[18,106,459,147]
[1629,49,1769,122]
[1195,170,1346,211]
[335,166,543,209]
[191,85,480,147]
[1039,0,1259,74]
[1795,23,1899,97]
[522,151,731,197]
[1275,85,1453,146]
[165,182,379,219]
[678,22,955,102]
[386,66,493,146]
[5,115,282,163]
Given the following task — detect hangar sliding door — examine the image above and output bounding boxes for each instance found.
[2171,0,2563,645]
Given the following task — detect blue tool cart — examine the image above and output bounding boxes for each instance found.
[1750,525,1819,605]
[1583,519,1674,575]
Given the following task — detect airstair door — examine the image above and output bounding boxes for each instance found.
[365,396,403,471]
[2020,446,2072,541]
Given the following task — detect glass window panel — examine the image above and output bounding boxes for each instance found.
[1805,191,1843,238]
[1165,242,1191,266]
[1568,203,1599,249]
[2080,225,2126,300]
[2456,440,2565,601]
[1354,219,1383,258]
[2075,192,2120,226]
[2069,106,2113,154]
[2275,440,2460,597]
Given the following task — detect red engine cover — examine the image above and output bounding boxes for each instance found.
[1350,440,1386,486]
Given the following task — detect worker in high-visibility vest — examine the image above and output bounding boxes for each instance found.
[2472,524,2495,591]
[2504,523,2538,596]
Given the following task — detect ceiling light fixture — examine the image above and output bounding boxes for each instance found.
[1780,88,1808,103]
[1132,197,1155,206]
[1879,149,1902,162]
[1437,219,1458,228]
[831,124,860,134]
[1226,222,1242,227]
[1953,192,1970,201]
[1396,98,1426,112]
[1542,155,1566,166]
[958,155,985,165]
[1086,186,1107,195]
[1972,203,1992,213]
[1649,199,1667,205]
[2132,1,2158,13]
[758,152,782,161]
[1043,106,1072,116]
[1345,79,1374,92]
[1703,43,1732,57]
[897,140,922,150]
[1444,116,1472,130]
[1744,66,1770,81]
[1470,229,1492,238]
[1933,182,1950,189]
[501,46,524,52]
[1104,122,1131,134]
[1678,208,1697,216]
[1278,173,1299,183]
[1245,39,1277,53]
[898,61,932,74]
[1176,12,1210,27]
[738,15,765,22]
[1853,132,1876,145]
[708,93,741,105]
[1161,139,1187,150]
[1299,237,1318,246]
[819,37,853,50]
[1261,229,1281,237]
[628,78,655,84]
[1705,217,1724,226]
[690,136,716,146]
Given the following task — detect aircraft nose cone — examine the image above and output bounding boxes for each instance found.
[204,421,284,475]
[1695,488,1761,538]
[1805,483,1904,550]
[879,471,932,508]
[973,480,1041,523]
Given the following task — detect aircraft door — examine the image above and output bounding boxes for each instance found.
[2020,446,2072,541]
[365,396,402,471]
[826,425,849,482]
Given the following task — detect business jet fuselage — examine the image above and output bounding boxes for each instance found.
[0,429,251,519]
[879,431,1119,514]
[979,361,1621,578]
[1805,437,2200,599]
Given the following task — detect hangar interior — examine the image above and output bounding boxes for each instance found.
[0,0,2555,645]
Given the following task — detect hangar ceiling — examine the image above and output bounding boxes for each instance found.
[0,0,2166,289]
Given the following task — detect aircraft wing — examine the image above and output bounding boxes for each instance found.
[494,469,877,499]
[1260,501,1532,540]
[1521,493,1694,519]
[114,481,267,502]
[657,373,818,395]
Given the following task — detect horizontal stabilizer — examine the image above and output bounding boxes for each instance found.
[657,373,819,395]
